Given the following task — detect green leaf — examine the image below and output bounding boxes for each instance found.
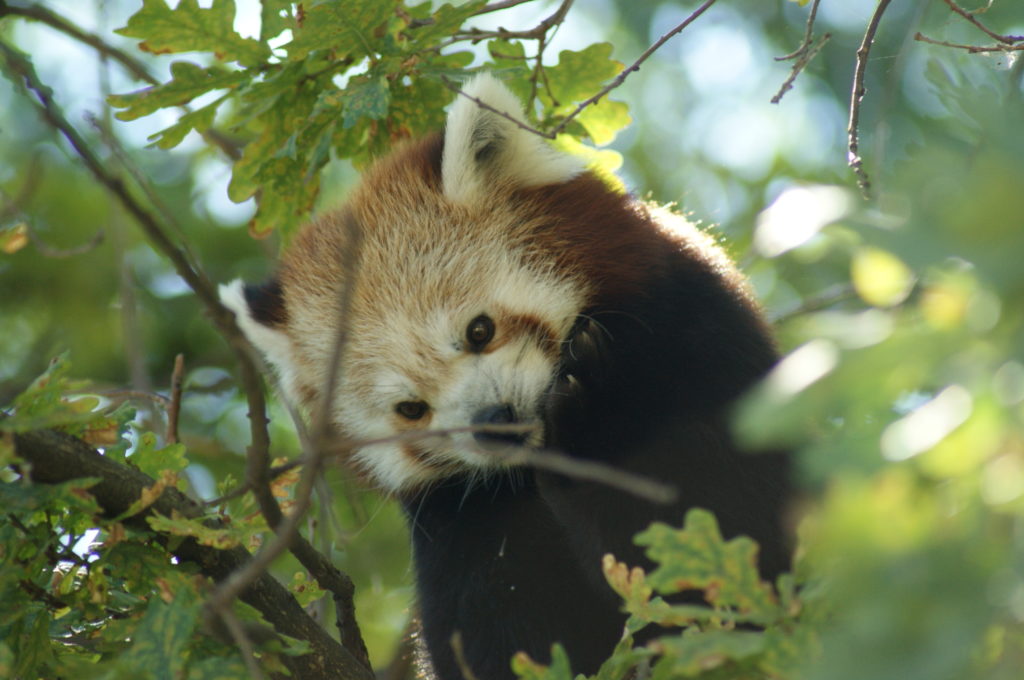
[2,353,88,433]
[288,571,327,608]
[260,0,294,43]
[286,0,399,61]
[650,630,764,679]
[130,432,189,479]
[636,509,782,625]
[342,75,391,129]
[11,607,54,678]
[511,643,576,680]
[0,477,101,516]
[403,0,488,48]
[186,655,250,680]
[575,98,631,146]
[544,43,623,109]
[109,61,243,121]
[149,96,225,149]
[115,577,201,678]
[116,0,269,67]
[147,511,241,550]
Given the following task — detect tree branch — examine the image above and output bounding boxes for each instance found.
[12,428,375,680]
[847,0,894,198]
[452,0,573,43]
[0,1,157,84]
[914,31,1024,53]
[548,0,720,138]
[0,41,370,670]
[771,0,830,104]
[941,0,1024,45]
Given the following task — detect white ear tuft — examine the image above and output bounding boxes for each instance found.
[219,279,299,396]
[442,73,583,204]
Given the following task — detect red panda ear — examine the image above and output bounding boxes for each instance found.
[219,278,298,389]
[441,73,583,204]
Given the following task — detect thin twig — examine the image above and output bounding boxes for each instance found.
[771,0,830,104]
[206,213,371,671]
[0,42,369,673]
[484,444,679,505]
[0,2,241,159]
[259,422,677,505]
[776,0,824,61]
[769,284,857,324]
[203,459,304,506]
[442,75,554,138]
[471,0,538,16]
[914,31,1024,53]
[771,33,831,104]
[452,0,573,43]
[166,354,185,445]
[847,0,894,198]
[0,1,158,84]
[548,0,720,138]
[94,389,172,409]
[218,607,268,680]
[941,0,1024,45]
[27,227,105,258]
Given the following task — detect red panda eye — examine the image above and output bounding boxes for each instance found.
[395,401,429,420]
[466,315,495,351]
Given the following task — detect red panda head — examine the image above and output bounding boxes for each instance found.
[220,75,593,493]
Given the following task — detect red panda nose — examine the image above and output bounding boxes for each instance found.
[471,404,527,446]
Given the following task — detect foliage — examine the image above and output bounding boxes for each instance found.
[2,0,1024,679]
[0,357,257,678]
[107,0,628,238]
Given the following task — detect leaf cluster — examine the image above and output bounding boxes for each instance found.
[0,358,301,679]
[512,509,815,680]
[108,0,632,237]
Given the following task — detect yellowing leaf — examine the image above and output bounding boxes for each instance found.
[0,223,28,253]
[147,510,241,550]
[575,98,631,146]
[116,469,177,520]
[851,247,914,307]
[921,281,970,329]
[636,509,781,625]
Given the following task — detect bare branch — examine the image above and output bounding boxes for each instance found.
[27,226,105,258]
[771,33,831,104]
[769,284,857,325]
[847,0,894,198]
[0,1,158,85]
[206,213,371,672]
[471,0,539,17]
[166,354,185,445]
[548,0,720,138]
[0,42,370,671]
[218,607,270,680]
[772,0,831,104]
[442,75,555,139]
[914,31,1024,53]
[776,0,824,61]
[483,444,679,505]
[13,428,374,680]
[941,0,1024,45]
[453,0,573,43]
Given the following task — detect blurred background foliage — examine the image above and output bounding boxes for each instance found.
[1,0,1024,676]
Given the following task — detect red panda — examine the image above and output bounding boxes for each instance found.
[220,74,791,680]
